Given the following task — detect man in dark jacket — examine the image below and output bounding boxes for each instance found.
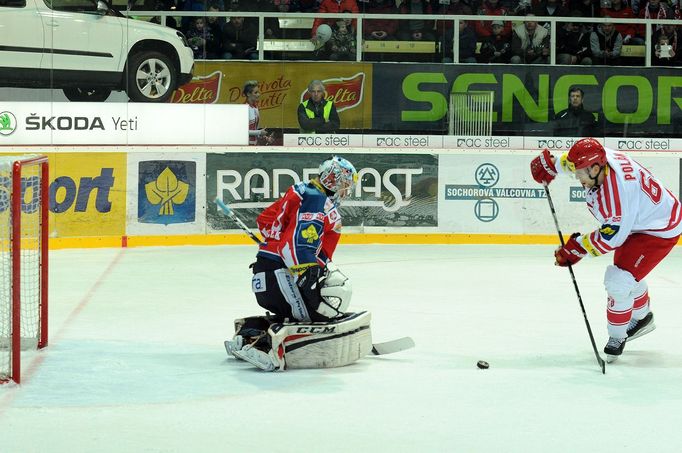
[553,86,597,137]
[297,80,341,133]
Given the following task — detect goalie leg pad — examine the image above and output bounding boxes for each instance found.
[268,311,372,370]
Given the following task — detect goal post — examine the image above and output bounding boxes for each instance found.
[449,91,494,137]
[0,155,49,384]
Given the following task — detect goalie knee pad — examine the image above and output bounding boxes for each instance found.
[269,311,372,370]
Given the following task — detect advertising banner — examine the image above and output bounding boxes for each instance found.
[0,102,248,145]
[372,64,682,137]
[439,152,679,235]
[126,153,207,236]
[47,153,127,238]
[206,153,437,231]
[174,62,373,129]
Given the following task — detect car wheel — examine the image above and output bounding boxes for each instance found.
[63,88,112,102]
[126,51,177,103]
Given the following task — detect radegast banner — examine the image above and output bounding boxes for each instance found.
[206,153,437,230]
[372,64,682,137]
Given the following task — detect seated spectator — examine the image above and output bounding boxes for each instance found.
[328,16,357,60]
[568,0,599,17]
[654,23,681,52]
[639,0,673,26]
[312,0,359,38]
[478,20,513,63]
[590,22,622,65]
[398,0,435,41]
[510,16,550,63]
[475,0,512,39]
[222,16,259,59]
[364,0,399,41]
[187,17,210,60]
[180,0,207,32]
[557,21,592,64]
[653,30,678,65]
[601,0,644,44]
[434,0,472,44]
[553,86,597,136]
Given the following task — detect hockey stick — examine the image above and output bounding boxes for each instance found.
[543,183,606,374]
[371,337,415,355]
[214,198,263,245]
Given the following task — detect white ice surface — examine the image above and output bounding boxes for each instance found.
[2,244,682,453]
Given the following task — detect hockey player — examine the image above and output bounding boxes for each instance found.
[530,138,681,362]
[225,156,373,371]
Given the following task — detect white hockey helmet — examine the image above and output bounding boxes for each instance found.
[316,265,352,319]
[318,156,358,202]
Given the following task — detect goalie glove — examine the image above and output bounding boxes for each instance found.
[318,262,352,319]
[555,233,587,267]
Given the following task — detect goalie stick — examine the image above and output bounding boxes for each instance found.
[371,336,415,355]
[214,198,263,245]
[215,199,416,358]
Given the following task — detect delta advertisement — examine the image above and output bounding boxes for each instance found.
[172,62,373,130]
[205,152,438,231]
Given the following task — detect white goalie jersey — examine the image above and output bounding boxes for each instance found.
[557,148,682,257]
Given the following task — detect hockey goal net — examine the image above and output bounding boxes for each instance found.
[0,155,49,384]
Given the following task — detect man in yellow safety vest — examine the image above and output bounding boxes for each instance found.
[297,80,341,133]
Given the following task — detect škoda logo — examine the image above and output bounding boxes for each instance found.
[0,111,17,136]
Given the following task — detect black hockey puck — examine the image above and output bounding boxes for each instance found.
[477,360,489,369]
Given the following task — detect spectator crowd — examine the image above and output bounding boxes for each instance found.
[142,0,682,65]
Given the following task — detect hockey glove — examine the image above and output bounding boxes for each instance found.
[555,233,587,267]
[296,265,325,306]
[530,148,557,185]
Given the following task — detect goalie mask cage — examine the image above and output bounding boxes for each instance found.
[0,155,49,385]
[448,91,494,137]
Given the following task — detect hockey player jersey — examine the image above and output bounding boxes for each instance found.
[256,180,342,273]
[558,148,682,257]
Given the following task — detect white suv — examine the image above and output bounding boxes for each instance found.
[0,0,194,102]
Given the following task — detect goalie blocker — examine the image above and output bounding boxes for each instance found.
[226,311,372,371]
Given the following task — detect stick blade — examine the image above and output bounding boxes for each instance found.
[371,337,415,355]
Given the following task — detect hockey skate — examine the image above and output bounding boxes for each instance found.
[232,344,277,371]
[604,337,626,363]
[224,335,244,359]
[626,312,655,342]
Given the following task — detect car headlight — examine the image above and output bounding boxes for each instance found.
[176,31,190,48]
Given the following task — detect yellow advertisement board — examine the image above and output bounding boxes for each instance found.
[171,62,373,130]
[0,152,127,238]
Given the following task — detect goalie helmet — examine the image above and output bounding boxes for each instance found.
[567,138,606,170]
[316,265,352,319]
[318,156,358,202]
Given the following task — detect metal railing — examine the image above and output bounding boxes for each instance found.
[127,9,681,67]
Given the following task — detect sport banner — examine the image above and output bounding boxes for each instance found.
[0,152,127,238]
[372,64,682,137]
[439,152,679,235]
[171,62,372,129]
[206,153,437,231]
